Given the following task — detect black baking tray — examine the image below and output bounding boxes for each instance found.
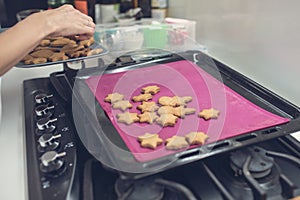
[15,42,108,68]
[50,50,300,178]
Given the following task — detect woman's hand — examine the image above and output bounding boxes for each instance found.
[0,4,96,75]
[39,4,96,39]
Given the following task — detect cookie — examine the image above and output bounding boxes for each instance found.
[48,52,69,62]
[138,112,159,124]
[50,38,76,47]
[79,37,95,47]
[25,57,48,64]
[112,100,133,111]
[117,112,139,125]
[185,132,209,145]
[66,50,85,58]
[34,46,60,52]
[104,93,124,103]
[39,39,51,47]
[157,106,175,115]
[173,96,193,106]
[60,43,84,53]
[86,48,103,56]
[158,96,192,107]
[45,36,64,41]
[173,107,196,118]
[30,49,54,58]
[156,114,178,127]
[165,136,189,150]
[137,101,159,113]
[157,106,195,118]
[198,108,220,120]
[132,93,153,102]
[22,54,34,62]
[158,96,176,107]
[138,133,163,149]
[141,85,160,94]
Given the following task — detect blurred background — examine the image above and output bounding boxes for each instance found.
[1,0,300,106]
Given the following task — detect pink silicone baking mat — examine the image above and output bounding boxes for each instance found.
[85,60,290,162]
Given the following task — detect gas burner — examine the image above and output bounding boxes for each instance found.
[114,175,197,200]
[230,146,274,178]
[115,176,165,200]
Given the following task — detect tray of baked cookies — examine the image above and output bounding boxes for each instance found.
[64,50,300,176]
[16,36,108,68]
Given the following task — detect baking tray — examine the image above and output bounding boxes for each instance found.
[50,50,300,177]
[15,42,108,68]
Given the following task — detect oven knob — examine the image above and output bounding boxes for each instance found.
[35,93,53,104]
[40,151,66,174]
[37,117,57,131]
[38,133,61,149]
[35,104,55,116]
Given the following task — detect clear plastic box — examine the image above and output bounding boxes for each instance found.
[94,19,206,55]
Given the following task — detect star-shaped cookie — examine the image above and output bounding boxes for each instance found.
[172,96,193,106]
[104,93,124,103]
[165,136,189,150]
[173,107,196,118]
[185,132,209,145]
[137,101,159,113]
[116,112,140,125]
[158,96,176,107]
[156,114,178,127]
[112,100,133,111]
[141,85,160,94]
[132,93,153,102]
[138,133,163,149]
[158,96,193,107]
[138,112,159,124]
[157,106,175,115]
[198,108,220,120]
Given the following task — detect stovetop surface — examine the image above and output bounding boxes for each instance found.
[84,136,300,200]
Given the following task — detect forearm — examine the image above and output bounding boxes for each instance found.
[0,13,52,76]
[0,5,95,76]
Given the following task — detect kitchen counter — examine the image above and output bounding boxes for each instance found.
[0,55,300,200]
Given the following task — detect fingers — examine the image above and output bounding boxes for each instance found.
[48,4,96,37]
[84,18,95,29]
[66,5,96,31]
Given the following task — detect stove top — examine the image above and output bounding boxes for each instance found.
[22,51,300,200]
[82,136,300,200]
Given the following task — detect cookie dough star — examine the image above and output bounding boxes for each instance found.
[141,85,160,94]
[138,112,159,124]
[156,114,178,127]
[137,101,159,113]
[198,108,220,120]
[104,93,124,103]
[185,132,209,145]
[117,112,139,125]
[138,133,163,149]
[112,100,133,111]
[165,136,189,150]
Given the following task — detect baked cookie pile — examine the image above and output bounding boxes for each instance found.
[104,85,220,151]
[21,36,103,65]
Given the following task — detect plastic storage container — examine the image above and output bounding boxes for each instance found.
[94,19,205,55]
